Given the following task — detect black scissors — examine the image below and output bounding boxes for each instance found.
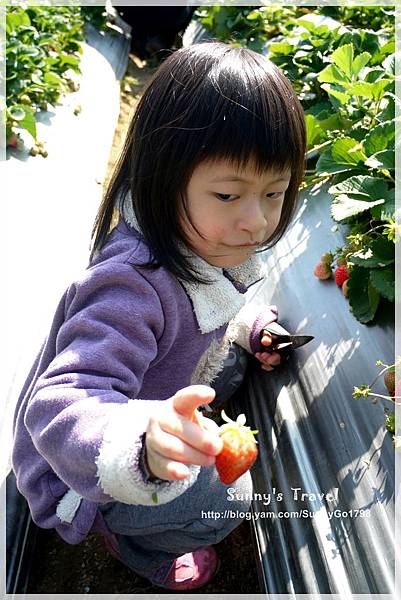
[261,321,314,356]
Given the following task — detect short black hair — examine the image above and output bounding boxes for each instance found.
[91,42,306,283]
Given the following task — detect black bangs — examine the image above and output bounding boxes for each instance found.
[91,42,306,283]
[194,51,301,176]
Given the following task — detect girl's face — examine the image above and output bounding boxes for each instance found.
[181,159,291,268]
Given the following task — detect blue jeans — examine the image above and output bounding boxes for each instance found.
[99,466,253,578]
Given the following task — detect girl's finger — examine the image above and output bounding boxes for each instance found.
[146,426,217,468]
[146,446,191,481]
[261,332,273,346]
[153,411,222,456]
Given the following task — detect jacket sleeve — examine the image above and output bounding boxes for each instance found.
[23,261,200,506]
[229,301,279,354]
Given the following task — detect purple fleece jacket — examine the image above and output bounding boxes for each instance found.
[12,219,277,544]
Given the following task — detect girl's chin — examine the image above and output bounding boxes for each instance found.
[205,254,254,268]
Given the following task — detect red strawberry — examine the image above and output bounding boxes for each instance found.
[384,368,395,398]
[215,411,258,485]
[314,261,332,280]
[335,265,349,287]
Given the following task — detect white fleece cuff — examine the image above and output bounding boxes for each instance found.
[230,303,263,353]
[95,400,200,506]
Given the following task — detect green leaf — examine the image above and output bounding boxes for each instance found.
[363,120,395,156]
[348,267,380,323]
[347,82,374,99]
[370,188,395,220]
[329,175,392,221]
[331,137,367,165]
[320,84,350,104]
[331,195,384,221]
[369,267,395,302]
[316,149,363,176]
[331,43,354,79]
[382,53,395,76]
[318,64,349,85]
[349,80,391,102]
[365,150,394,171]
[44,72,64,86]
[305,114,326,148]
[18,108,37,140]
[329,175,390,200]
[296,13,342,33]
[350,237,394,268]
[269,41,293,55]
[352,51,371,78]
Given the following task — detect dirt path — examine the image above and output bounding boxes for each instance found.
[103,55,157,192]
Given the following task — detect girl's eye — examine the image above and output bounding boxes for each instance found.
[216,193,237,202]
[266,192,284,199]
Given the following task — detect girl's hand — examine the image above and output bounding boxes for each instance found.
[145,385,223,481]
[255,330,282,372]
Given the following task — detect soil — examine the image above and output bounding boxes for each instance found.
[26,54,262,595]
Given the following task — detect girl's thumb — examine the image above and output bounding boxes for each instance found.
[173,385,216,420]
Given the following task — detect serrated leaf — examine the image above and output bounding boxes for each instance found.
[316,149,362,176]
[318,64,349,85]
[382,53,395,76]
[328,175,389,200]
[370,268,395,302]
[348,267,380,323]
[331,44,354,79]
[331,195,384,221]
[363,120,395,156]
[350,239,394,268]
[370,187,395,220]
[305,114,326,148]
[365,150,394,170]
[352,51,371,78]
[351,79,391,102]
[321,84,350,104]
[331,137,367,165]
[348,82,374,99]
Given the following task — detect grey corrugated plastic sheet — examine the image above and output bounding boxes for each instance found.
[232,184,396,595]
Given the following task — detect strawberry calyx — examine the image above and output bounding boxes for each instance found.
[220,410,259,442]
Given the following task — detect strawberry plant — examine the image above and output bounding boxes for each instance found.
[197,6,397,324]
[6,6,107,151]
[353,358,401,448]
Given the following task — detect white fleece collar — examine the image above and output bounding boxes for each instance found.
[121,200,265,334]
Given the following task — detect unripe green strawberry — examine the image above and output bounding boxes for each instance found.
[342,280,349,298]
[384,368,395,398]
[314,261,332,280]
[20,94,31,105]
[320,251,333,267]
[215,411,258,485]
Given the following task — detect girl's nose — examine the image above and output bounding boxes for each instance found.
[237,198,267,236]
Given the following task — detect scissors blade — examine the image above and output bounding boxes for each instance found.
[287,334,314,349]
[263,323,314,351]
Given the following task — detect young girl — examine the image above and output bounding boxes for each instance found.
[12,42,306,591]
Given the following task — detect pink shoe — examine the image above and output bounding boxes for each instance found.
[102,534,219,591]
[149,545,220,590]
